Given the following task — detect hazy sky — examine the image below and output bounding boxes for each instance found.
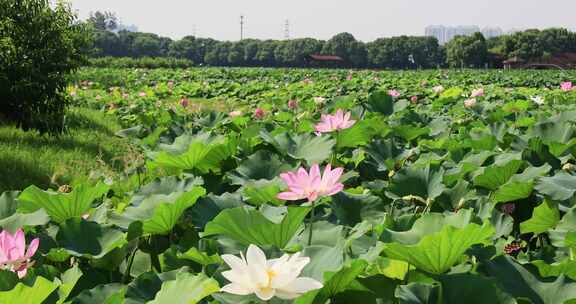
[68,0,576,41]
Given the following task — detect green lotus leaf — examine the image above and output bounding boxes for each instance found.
[0,276,59,304]
[386,165,446,204]
[202,206,310,248]
[148,272,219,304]
[365,90,394,115]
[520,200,560,234]
[383,223,494,274]
[535,171,576,201]
[150,134,237,174]
[295,260,368,304]
[70,283,126,304]
[110,187,206,235]
[0,191,49,233]
[550,207,576,247]
[381,209,475,245]
[473,159,523,191]
[480,255,576,304]
[56,218,127,259]
[226,150,292,185]
[18,182,109,223]
[240,179,284,206]
[260,131,335,165]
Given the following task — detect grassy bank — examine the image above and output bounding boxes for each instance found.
[0,107,139,192]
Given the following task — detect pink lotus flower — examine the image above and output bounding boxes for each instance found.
[0,229,39,278]
[69,91,77,97]
[277,164,344,202]
[388,90,401,98]
[167,81,175,88]
[471,88,484,97]
[180,98,189,108]
[410,96,418,104]
[433,85,444,94]
[254,108,265,119]
[315,109,356,134]
[346,74,353,81]
[561,82,573,92]
[95,95,102,101]
[229,110,243,118]
[288,99,298,110]
[303,78,313,84]
[122,93,129,99]
[139,92,147,97]
[464,98,477,108]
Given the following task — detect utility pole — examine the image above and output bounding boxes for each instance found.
[284,19,290,40]
[240,15,245,40]
[192,24,197,37]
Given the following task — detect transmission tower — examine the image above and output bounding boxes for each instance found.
[240,15,245,40]
[284,19,290,40]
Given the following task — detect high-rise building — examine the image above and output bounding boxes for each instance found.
[426,25,499,44]
[482,27,503,39]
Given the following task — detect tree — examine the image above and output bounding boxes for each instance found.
[88,11,118,31]
[322,32,367,67]
[445,32,488,68]
[0,0,90,134]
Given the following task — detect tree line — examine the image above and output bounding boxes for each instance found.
[89,12,576,69]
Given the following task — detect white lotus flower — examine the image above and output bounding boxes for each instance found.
[464,98,477,108]
[530,96,545,106]
[220,245,323,301]
[433,85,444,94]
[313,96,326,105]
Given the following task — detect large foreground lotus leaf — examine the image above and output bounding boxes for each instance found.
[392,125,431,142]
[480,255,576,304]
[148,272,219,304]
[240,179,284,206]
[531,260,576,281]
[535,171,576,201]
[226,150,292,185]
[437,273,516,304]
[56,218,127,259]
[70,283,126,304]
[365,90,394,115]
[383,223,494,274]
[472,159,523,191]
[0,191,49,233]
[201,206,310,248]
[129,176,203,207]
[364,139,415,172]
[335,120,374,148]
[520,200,560,234]
[381,209,474,245]
[295,259,368,304]
[18,182,109,223]
[493,164,551,203]
[260,131,335,165]
[549,207,576,247]
[0,276,59,304]
[58,266,83,304]
[395,282,439,304]
[386,165,446,203]
[150,135,237,174]
[110,187,206,235]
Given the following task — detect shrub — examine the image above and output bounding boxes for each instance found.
[88,57,194,69]
[0,0,89,134]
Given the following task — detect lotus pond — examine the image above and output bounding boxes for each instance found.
[2,67,576,303]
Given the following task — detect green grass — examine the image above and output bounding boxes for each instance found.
[0,107,140,192]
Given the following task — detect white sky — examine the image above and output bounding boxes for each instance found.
[67,0,576,41]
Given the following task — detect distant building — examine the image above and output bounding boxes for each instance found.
[482,27,503,39]
[425,25,502,44]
